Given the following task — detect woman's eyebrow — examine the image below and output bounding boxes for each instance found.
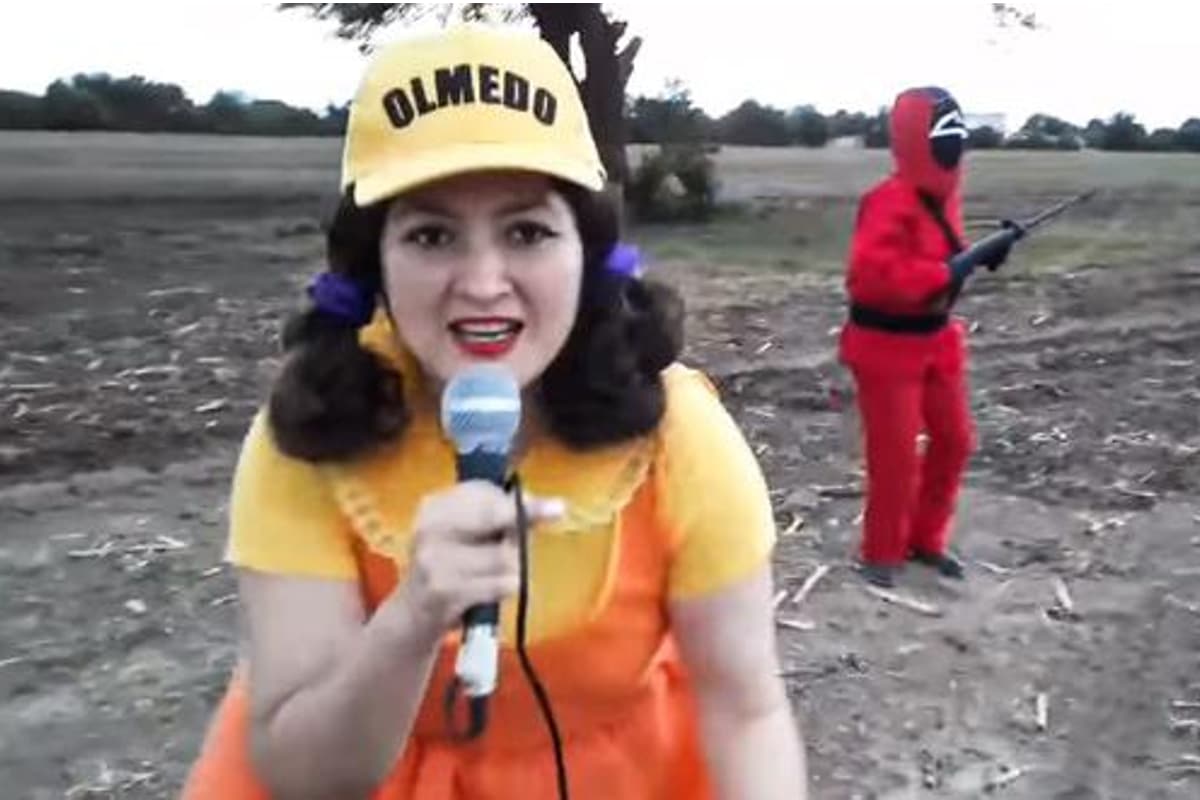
[391,198,456,218]
[391,196,550,219]
[497,196,551,216]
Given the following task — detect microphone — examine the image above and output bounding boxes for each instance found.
[440,363,522,723]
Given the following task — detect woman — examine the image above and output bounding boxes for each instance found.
[184,26,806,800]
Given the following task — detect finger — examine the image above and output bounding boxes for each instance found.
[451,575,521,614]
[413,544,517,607]
[418,486,566,540]
[520,495,567,523]
[418,482,519,540]
[447,539,520,581]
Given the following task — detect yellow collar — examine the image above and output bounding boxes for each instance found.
[323,312,656,565]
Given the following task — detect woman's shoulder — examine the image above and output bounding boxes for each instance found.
[653,364,776,595]
[654,361,752,472]
[661,360,716,390]
[658,361,727,434]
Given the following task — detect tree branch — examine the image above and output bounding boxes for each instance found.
[617,37,642,87]
[527,4,576,72]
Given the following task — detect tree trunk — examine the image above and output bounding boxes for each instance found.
[528,3,639,222]
[528,3,572,63]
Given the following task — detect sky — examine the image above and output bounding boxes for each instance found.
[0,1,1195,132]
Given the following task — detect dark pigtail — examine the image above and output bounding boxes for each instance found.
[267,193,408,461]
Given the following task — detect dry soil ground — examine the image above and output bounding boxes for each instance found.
[1,134,1198,799]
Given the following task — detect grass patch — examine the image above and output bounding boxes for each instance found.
[635,198,857,273]
[2,134,1196,276]
[635,149,1200,275]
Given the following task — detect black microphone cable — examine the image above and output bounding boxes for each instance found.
[511,473,570,800]
[443,474,570,800]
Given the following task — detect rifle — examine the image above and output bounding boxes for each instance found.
[949,189,1097,278]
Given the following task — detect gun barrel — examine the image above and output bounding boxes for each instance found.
[1021,189,1097,230]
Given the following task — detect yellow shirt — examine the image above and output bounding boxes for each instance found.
[225,314,776,640]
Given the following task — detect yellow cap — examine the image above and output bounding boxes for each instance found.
[341,26,607,206]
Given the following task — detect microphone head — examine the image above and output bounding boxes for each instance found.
[440,364,521,456]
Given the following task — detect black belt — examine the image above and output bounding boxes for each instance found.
[849,304,949,334]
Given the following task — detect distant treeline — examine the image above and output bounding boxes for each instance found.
[0,74,346,136]
[4,73,1199,155]
[629,85,1200,154]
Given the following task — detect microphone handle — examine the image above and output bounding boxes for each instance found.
[462,601,500,629]
[455,447,510,700]
[457,446,509,627]
[456,449,509,486]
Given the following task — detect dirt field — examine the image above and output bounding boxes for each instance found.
[2,133,1198,799]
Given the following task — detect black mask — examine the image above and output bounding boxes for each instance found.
[925,88,967,169]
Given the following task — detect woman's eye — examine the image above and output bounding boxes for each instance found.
[404,225,453,249]
[508,221,557,247]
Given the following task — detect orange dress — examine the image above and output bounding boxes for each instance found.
[182,314,777,799]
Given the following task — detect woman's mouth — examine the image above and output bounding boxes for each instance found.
[449,318,524,358]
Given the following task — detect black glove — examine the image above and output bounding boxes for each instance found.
[984,220,1022,271]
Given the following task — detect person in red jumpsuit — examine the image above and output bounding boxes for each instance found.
[839,86,1009,588]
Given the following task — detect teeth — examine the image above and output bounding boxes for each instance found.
[451,319,518,345]
[460,323,511,334]
[453,321,520,342]
[460,330,511,343]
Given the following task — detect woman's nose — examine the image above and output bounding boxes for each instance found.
[452,242,512,303]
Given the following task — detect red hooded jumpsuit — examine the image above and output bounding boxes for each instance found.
[839,87,975,570]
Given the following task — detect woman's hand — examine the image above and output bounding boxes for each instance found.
[399,481,565,634]
[241,482,564,798]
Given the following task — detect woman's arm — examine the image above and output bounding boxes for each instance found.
[670,565,808,800]
[240,571,443,800]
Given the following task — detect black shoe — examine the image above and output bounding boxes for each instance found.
[860,562,899,588]
[909,550,965,580]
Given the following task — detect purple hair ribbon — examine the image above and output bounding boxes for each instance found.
[605,242,643,279]
[307,272,376,327]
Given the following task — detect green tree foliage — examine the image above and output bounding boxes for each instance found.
[0,73,344,135]
[864,109,890,149]
[627,81,712,144]
[1005,113,1081,150]
[1176,119,1200,153]
[1147,128,1178,151]
[827,109,873,139]
[0,90,45,129]
[967,126,1003,149]
[627,144,718,223]
[1083,118,1107,149]
[1021,113,1076,138]
[1100,112,1148,152]
[3,67,1196,158]
[716,101,790,147]
[787,105,830,148]
[43,79,110,129]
